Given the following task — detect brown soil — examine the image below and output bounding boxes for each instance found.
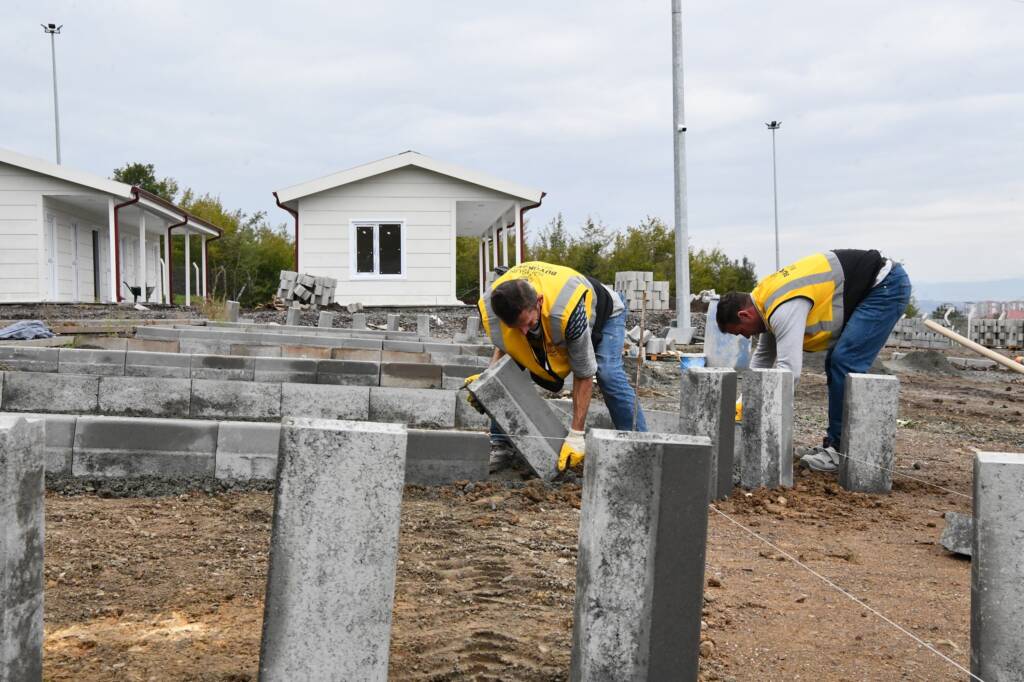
[41,351,1024,681]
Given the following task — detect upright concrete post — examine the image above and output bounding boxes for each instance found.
[416,314,430,337]
[352,312,367,330]
[259,418,407,681]
[285,303,301,327]
[465,315,480,338]
[0,415,45,682]
[224,300,240,322]
[468,355,565,481]
[971,451,1024,681]
[571,429,711,682]
[317,311,335,329]
[738,369,793,488]
[838,374,899,493]
[387,313,400,331]
[679,367,737,500]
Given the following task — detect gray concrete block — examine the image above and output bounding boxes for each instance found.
[132,326,180,341]
[442,364,484,391]
[58,348,126,376]
[369,387,456,428]
[225,300,240,322]
[286,305,301,327]
[416,314,431,337]
[125,338,180,353]
[971,452,1024,680]
[351,312,367,330]
[387,313,400,331]
[179,337,231,356]
[280,384,370,421]
[3,413,78,475]
[124,351,191,379]
[379,363,442,389]
[98,376,192,418]
[385,330,421,341]
[317,311,335,328]
[2,372,98,414]
[468,356,565,481]
[229,344,282,358]
[72,416,217,478]
[422,342,461,355]
[331,348,381,363]
[190,379,282,420]
[0,414,44,681]
[465,316,480,337]
[190,354,255,381]
[460,344,492,357]
[838,374,899,494]
[381,350,431,364]
[254,357,318,384]
[0,347,58,373]
[679,367,737,501]
[75,337,127,351]
[548,398,615,430]
[335,337,383,351]
[216,421,280,480]
[454,391,491,430]
[405,429,488,485]
[281,344,332,359]
[316,360,380,386]
[433,353,490,368]
[382,340,423,353]
[940,511,972,557]
[259,418,406,680]
[646,409,681,433]
[571,429,711,682]
[738,369,794,489]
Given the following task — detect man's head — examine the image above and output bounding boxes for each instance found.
[716,292,765,338]
[491,279,543,334]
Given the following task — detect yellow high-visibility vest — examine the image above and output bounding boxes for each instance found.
[478,261,597,382]
[751,251,845,352]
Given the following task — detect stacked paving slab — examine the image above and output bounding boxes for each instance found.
[614,271,671,311]
[276,270,336,306]
[885,319,951,349]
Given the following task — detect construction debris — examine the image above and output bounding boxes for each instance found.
[276,271,337,307]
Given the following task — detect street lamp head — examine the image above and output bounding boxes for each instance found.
[766,120,782,130]
[42,23,62,34]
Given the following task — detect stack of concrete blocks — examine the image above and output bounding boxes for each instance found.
[971,451,1024,681]
[970,318,1024,349]
[0,415,45,681]
[276,270,336,306]
[615,271,668,312]
[224,300,240,322]
[571,430,711,681]
[737,369,794,489]
[838,374,899,494]
[468,355,565,481]
[679,367,737,501]
[885,319,952,349]
[259,419,406,680]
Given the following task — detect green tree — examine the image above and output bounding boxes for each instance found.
[111,162,179,202]
[905,296,920,318]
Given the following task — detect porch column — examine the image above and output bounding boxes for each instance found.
[501,220,509,267]
[483,234,491,288]
[478,238,485,298]
[162,231,170,304]
[514,202,522,265]
[138,210,147,297]
[107,198,118,303]
[491,225,499,270]
[201,235,208,298]
[184,231,191,306]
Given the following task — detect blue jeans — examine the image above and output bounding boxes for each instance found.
[491,306,647,444]
[824,263,911,446]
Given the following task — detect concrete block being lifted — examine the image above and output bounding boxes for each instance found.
[259,418,406,681]
[0,415,45,681]
[216,421,280,480]
[737,369,793,489]
[971,452,1024,681]
[0,346,59,373]
[316,360,380,386]
[72,416,217,478]
[253,357,318,384]
[98,376,192,418]
[190,354,255,381]
[58,348,126,376]
[839,374,899,494]
[369,387,456,428]
[379,363,442,389]
[280,384,370,421]
[679,367,737,501]
[125,351,190,378]
[468,356,565,481]
[405,429,489,485]
[190,379,282,420]
[571,430,711,682]
[2,372,99,414]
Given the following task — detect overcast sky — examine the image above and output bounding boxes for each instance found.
[3,0,1022,284]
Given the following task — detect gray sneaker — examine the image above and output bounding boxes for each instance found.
[800,446,842,473]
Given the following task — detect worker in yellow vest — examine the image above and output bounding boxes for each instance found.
[717,249,911,473]
[468,261,647,476]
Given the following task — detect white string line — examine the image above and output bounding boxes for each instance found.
[709,504,983,682]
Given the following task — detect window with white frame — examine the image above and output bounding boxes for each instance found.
[351,221,404,278]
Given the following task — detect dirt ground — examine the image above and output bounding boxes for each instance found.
[37,347,1023,681]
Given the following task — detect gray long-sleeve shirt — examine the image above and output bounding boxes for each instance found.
[750,297,812,383]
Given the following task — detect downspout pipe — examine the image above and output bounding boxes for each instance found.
[274,191,299,271]
[113,187,142,303]
[518,191,546,260]
[204,224,222,299]
[166,214,187,304]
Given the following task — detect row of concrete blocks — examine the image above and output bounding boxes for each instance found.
[0,372,488,430]
[1,411,487,486]
[206,315,486,343]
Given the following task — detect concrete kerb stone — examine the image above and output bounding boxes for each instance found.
[679,367,737,501]
[190,379,282,420]
[229,344,282,358]
[2,372,99,414]
[571,429,711,682]
[351,313,367,330]
[737,369,794,489]
[281,384,370,421]
[179,338,232,356]
[216,421,280,480]
[72,416,218,478]
[0,346,59,373]
[382,340,424,353]
[387,313,400,331]
[316,360,380,386]
[285,305,301,327]
[225,300,240,322]
[133,326,180,341]
[405,429,488,485]
[254,358,318,384]
[379,363,442,389]
[125,338,180,353]
[369,387,456,429]
[317,311,335,328]
[281,344,332,360]
[57,348,127,376]
[190,354,255,381]
[259,418,406,680]
[838,373,899,494]
[380,350,431,364]
[331,348,382,363]
[0,414,45,681]
[433,353,489,368]
[468,356,565,481]
[1,412,78,474]
[416,314,431,337]
[940,511,973,557]
[454,391,490,430]
[442,364,483,391]
[98,376,192,418]
[971,452,1024,681]
[125,351,191,378]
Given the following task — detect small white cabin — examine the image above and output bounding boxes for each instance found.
[0,148,221,305]
[273,151,545,306]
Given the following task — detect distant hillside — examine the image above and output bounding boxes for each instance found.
[913,278,1024,304]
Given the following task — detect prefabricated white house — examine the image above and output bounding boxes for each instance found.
[0,148,221,304]
[273,151,545,306]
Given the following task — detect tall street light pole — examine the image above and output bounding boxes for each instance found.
[667,0,693,345]
[42,23,63,165]
[766,120,782,270]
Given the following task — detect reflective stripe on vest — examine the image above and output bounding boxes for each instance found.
[753,251,845,351]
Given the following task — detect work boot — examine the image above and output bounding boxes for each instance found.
[799,446,842,474]
[489,441,521,477]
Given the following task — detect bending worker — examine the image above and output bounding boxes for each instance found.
[466,261,646,475]
[716,249,910,472]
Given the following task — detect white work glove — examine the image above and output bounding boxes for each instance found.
[558,429,586,471]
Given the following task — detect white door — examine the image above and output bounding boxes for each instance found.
[71,222,81,301]
[45,214,58,300]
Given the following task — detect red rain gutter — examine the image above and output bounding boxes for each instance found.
[518,191,546,259]
[113,187,142,303]
[165,214,187,304]
[274,191,299,271]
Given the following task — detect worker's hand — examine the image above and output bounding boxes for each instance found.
[462,374,485,414]
[735,396,743,423]
[558,429,586,472]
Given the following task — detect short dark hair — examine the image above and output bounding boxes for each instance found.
[491,279,537,326]
[716,292,753,331]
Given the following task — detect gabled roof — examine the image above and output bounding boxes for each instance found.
[274,150,544,206]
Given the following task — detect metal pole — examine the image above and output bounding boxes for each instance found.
[42,24,63,164]
[767,120,782,270]
[668,0,693,344]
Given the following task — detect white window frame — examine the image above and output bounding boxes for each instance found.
[348,219,406,280]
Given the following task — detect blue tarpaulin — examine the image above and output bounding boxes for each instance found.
[0,320,55,340]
